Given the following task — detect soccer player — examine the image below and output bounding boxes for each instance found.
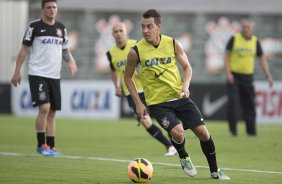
[224,19,273,136]
[11,0,78,156]
[107,22,177,156]
[124,9,230,180]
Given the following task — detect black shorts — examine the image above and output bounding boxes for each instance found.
[126,92,147,114]
[148,98,204,132]
[28,75,61,110]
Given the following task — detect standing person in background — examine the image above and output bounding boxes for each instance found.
[224,19,273,136]
[124,9,230,180]
[11,0,78,156]
[107,22,177,156]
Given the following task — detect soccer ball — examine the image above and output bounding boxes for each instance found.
[128,158,153,183]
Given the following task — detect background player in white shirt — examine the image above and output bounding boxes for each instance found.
[11,0,77,156]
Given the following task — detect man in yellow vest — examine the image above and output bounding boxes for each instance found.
[107,22,177,156]
[125,9,230,180]
[224,19,273,136]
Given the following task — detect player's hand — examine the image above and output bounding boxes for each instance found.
[68,60,78,77]
[136,102,148,120]
[11,72,21,87]
[267,76,273,87]
[115,87,122,97]
[226,72,234,84]
[180,88,190,98]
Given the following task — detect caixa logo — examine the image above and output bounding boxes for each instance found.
[71,90,111,111]
[20,89,35,110]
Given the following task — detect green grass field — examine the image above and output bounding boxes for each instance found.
[0,115,281,184]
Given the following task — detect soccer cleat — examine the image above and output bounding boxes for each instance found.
[50,148,63,157]
[179,156,197,176]
[164,146,177,156]
[36,144,53,156]
[210,169,230,180]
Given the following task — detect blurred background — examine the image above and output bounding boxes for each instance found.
[1,0,282,123]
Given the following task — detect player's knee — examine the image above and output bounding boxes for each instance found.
[38,103,50,115]
[170,124,185,142]
[140,116,152,128]
[193,125,210,141]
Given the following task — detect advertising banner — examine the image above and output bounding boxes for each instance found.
[11,80,282,123]
[11,80,119,119]
[255,82,282,123]
[190,82,282,124]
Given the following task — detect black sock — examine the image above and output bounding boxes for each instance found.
[200,136,218,173]
[46,136,55,149]
[146,124,171,148]
[171,138,188,159]
[37,132,45,147]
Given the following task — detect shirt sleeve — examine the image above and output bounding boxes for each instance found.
[62,26,69,50]
[106,51,115,71]
[22,23,36,46]
[225,36,234,51]
[256,39,264,57]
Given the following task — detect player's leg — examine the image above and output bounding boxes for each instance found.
[29,75,53,156]
[149,102,196,176]
[139,115,177,156]
[191,125,218,172]
[169,124,197,177]
[36,103,52,155]
[46,110,56,148]
[127,94,176,156]
[226,82,239,136]
[192,125,230,180]
[239,81,256,136]
[177,98,229,179]
[46,78,63,156]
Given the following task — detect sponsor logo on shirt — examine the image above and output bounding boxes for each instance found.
[56,28,63,37]
[155,69,168,78]
[145,57,172,67]
[42,38,63,45]
[24,27,34,41]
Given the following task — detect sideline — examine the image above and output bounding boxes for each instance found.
[1,152,282,175]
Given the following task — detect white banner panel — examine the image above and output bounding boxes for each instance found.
[11,80,119,119]
[255,81,282,124]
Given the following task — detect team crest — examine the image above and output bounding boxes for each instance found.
[38,92,47,101]
[161,117,170,128]
[56,28,63,37]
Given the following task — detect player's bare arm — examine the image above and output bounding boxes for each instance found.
[124,48,147,119]
[175,40,192,98]
[259,55,273,87]
[62,49,78,76]
[11,45,29,87]
[110,70,122,97]
[224,51,234,84]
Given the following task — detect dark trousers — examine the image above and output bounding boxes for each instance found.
[227,73,256,135]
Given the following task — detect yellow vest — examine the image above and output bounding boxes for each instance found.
[136,35,182,105]
[109,39,143,96]
[229,33,258,74]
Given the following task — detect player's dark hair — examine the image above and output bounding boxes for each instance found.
[41,0,57,9]
[143,9,161,25]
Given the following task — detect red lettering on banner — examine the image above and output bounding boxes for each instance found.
[255,90,282,117]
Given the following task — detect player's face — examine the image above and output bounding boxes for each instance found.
[242,22,253,39]
[42,2,57,20]
[112,24,127,45]
[141,17,160,44]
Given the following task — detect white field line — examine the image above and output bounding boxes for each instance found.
[1,152,282,175]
